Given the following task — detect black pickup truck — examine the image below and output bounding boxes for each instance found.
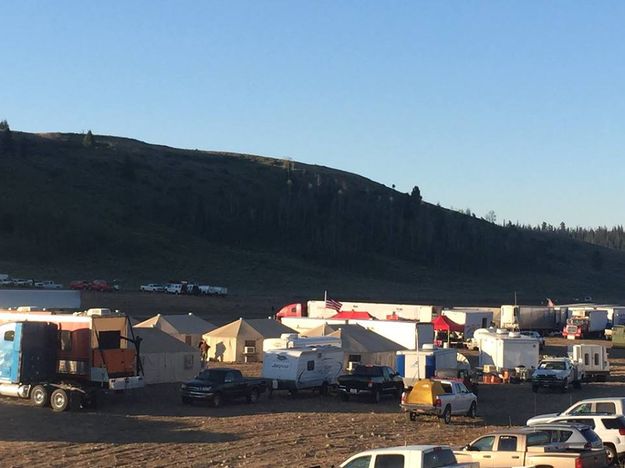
[180,368,268,407]
[337,365,404,403]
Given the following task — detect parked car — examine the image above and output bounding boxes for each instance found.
[0,278,14,287]
[527,398,625,425]
[70,280,90,290]
[531,357,583,393]
[340,445,479,468]
[34,280,63,289]
[180,368,268,407]
[140,283,165,293]
[525,422,604,451]
[529,415,625,465]
[337,365,404,403]
[401,378,477,424]
[455,427,607,468]
[165,283,182,294]
[89,280,114,292]
[12,278,33,287]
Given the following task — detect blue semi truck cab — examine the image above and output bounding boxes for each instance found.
[0,321,93,411]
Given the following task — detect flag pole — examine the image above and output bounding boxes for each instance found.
[324,290,327,304]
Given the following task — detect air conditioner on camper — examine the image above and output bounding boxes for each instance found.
[244,346,256,354]
[346,361,359,372]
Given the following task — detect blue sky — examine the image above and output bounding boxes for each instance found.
[2,1,624,227]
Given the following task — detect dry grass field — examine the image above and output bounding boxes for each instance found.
[1,337,624,467]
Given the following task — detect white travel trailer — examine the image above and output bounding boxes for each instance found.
[476,328,540,371]
[441,309,493,339]
[569,344,610,382]
[262,345,344,394]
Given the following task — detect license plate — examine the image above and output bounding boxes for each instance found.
[272,380,278,389]
[349,389,358,394]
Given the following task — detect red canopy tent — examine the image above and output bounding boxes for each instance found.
[431,315,464,333]
[331,311,375,320]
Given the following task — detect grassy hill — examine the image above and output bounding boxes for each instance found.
[0,130,624,305]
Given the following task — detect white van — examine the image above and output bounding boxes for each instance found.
[165,283,182,294]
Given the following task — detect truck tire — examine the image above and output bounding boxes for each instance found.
[212,392,222,408]
[50,388,69,412]
[560,382,569,393]
[372,389,381,403]
[442,405,452,424]
[30,385,49,408]
[604,443,617,466]
[246,389,259,404]
[467,402,477,418]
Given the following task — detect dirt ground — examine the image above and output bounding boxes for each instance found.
[1,336,624,467]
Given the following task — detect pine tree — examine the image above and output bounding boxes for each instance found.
[82,130,94,148]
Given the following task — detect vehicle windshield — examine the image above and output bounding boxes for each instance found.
[196,370,225,383]
[539,362,565,370]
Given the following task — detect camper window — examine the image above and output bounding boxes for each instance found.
[307,360,315,371]
[594,353,600,366]
[98,331,121,349]
[584,354,590,366]
[59,330,72,351]
[348,355,362,363]
[245,340,255,347]
[3,330,14,342]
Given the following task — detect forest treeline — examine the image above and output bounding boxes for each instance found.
[0,129,619,276]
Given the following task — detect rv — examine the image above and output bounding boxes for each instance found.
[262,342,344,394]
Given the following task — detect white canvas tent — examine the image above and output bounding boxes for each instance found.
[204,318,295,363]
[133,326,202,384]
[135,313,216,347]
[305,323,405,369]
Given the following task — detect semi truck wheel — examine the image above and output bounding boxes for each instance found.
[30,385,49,408]
[51,388,69,412]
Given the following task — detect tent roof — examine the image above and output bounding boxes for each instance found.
[132,326,199,353]
[135,313,216,334]
[432,315,464,332]
[207,318,294,338]
[306,324,405,353]
[331,311,375,320]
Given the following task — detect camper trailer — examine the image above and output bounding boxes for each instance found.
[476,329,540,371]
[262,344,344,394]
[569,344,609,382]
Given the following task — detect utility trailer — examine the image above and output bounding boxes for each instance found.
[0,309,143,411]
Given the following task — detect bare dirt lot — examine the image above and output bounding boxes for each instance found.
[1,337,624,467]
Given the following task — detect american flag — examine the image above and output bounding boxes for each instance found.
[325,298,342,312]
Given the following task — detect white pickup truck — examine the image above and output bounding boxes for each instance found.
[455,428,607,468]
[340,445,478,468]
[401,378,477,424]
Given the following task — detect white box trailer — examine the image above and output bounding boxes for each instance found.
[441,310,493,339]
[396,345,464,387]
[281,317,433,350]
[568,344,609,382]
[306,300,439,322]
[262,345,344,393]
[477,329,540,371]
[349,320,434,350]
